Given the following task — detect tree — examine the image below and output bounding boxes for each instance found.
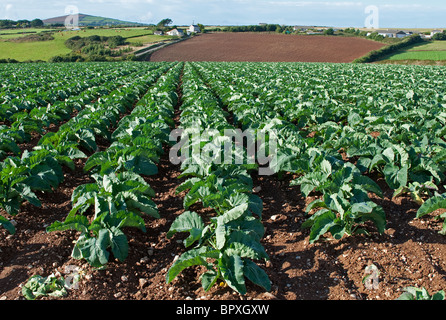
[17,20,31,28]
[197,23,205,33]
[30,19,44,28]
[157,18,173,29]
[324,28,334,35]
[0,20,15,29]
[433,31,446,41]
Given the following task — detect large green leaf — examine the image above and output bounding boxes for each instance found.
[219,253,246,295]
[383,164,408,190]
[46,215,90,234]
[226,230,268,260]
[215,203,249,250]
[200,269,219,292]
[126,195,159,218]
[167,211,204,247]
[0,215,15,234]
[243,259,271,292]
[308,210,338,243]
[166,246,219,284]
[72,230,110,268]
[351,202,387,234]
[108,227,129,262]
[417,193,446,218]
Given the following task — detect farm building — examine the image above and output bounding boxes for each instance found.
[154,30,164,36]
[293,26,315,32]
[369,30,412,38]
[187,25,201,35]
[166,28,185,37]
[395,31,409,38]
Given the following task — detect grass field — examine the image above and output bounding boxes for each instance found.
[0,29,58,40]
[407,41,446,51]
[0,37,71,61]
[385,40,446,61]
[388,51,446,61]
[55,27,155,39]
[127,35,173,45]
[0,27,172,61]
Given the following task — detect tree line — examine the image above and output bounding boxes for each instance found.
[0,19,44,29]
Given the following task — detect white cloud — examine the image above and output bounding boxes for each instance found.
[139,10,153,22]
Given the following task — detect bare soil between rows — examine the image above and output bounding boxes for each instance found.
[1,142,446,301]
[149,33,386,63]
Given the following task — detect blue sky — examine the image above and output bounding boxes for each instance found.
[0,0,445,28]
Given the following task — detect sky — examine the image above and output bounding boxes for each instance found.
[0,0,445,29]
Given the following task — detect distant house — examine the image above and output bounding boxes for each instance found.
[166,28,185,37]
[293,26,312,32]
[154,30,163,36]
[376,29,398,38]
[306,31,323,35]
[395,31,408,38]
[187,25,201,35]
[431,30,442,36]
[371,29,410,38]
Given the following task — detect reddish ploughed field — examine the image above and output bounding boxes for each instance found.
[149,33,385,63]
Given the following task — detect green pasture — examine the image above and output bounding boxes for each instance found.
[385,40,446,61]
[0,37,71,61]
[127,34,173,45]
[388,51,446,61]
[0,27,171,61]
[54,27,154,39]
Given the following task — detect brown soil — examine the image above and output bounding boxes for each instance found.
[149,33,386,63]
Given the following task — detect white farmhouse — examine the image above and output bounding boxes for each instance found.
[376,29,398,38]
[371,29,410,38]
[187,25,201,34]
[166,28,185,37]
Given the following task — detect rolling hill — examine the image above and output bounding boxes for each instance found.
[42,14,146,27]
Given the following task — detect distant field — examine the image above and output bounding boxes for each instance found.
[406,41,446,51]
[388,51,446,61]
[54,27,154,39]
[0,29,57,40]
[0,37,71,61]
[127,35,173,45]
[384,40,446,61]
[149,33,385,63]
[0,27,171,61]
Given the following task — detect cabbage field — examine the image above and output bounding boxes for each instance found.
[1,61,446,300]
